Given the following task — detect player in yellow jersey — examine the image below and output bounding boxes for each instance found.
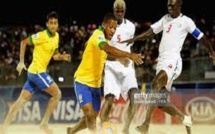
[67,13,143,134]
[0,11,71,134]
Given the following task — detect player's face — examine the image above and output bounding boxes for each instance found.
[46,18,59,35]
[103,19,117,40]
[167,0,181,18]
[114,6,125,25]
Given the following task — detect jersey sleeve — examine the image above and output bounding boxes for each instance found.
[151,16,165,34]
[93,32,107,49]
[186,17,204,40]
[29,32,45,46]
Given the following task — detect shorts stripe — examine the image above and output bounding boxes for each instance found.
[37,73,50,88]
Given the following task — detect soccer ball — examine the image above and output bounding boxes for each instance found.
[100,122,117,134]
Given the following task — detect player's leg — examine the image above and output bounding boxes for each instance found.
[83,104,99,134]
[158,88,184,120]
[158,88,192,134]
[41,82,61,134]
[32,72,61,134]
[136,70,167,134]
[67,81,101,134]
[67,81,88,134]
[120,68,139,134]
[67,112,100,134]
[100,94,115,123]
[100,67,120,124]
[0,79,34,134]
[67,116,87,134]
[158,102,192,134]
[122,88,139,134]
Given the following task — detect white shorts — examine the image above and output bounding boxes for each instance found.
[103,61,138,100]
[156,57,182,91]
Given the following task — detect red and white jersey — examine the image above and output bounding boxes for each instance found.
[151,13,204,59]
[109,18,135,53]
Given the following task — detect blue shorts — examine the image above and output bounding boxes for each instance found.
[74,81,101,112]
[23,72,54,94]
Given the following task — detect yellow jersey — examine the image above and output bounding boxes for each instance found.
[74,27,107,88]
[28,29,59,74]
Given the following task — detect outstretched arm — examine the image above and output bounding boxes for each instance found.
[120,28,155,44]
[107,54,130,67]
[101,44,143,65]
[200,36,215,64]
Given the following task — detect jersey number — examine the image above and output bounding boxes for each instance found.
[117,35,121,42]
[166,24,172,33]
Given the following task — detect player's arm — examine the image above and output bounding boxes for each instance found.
[120,28,155,44]
[199,36,215,64]
[107,54,130,67]
[106,54,118,60]
[100,43,143,65]
[188,18,215,64]
[16,37,31,75]
[53,50,71,61]
[19,37,31,63]
[190,25,215,64]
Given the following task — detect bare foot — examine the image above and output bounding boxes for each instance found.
[40,124,53,134]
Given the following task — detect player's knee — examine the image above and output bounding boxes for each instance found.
[16,98,28,107]
[53,91,62,100]
[151,80,160,92]
[85,108,96,118]
[105,94,115,103]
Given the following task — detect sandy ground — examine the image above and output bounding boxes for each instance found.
[1,123,214,134]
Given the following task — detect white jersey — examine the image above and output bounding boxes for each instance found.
[151,13,204,59]
[109,19,135,53]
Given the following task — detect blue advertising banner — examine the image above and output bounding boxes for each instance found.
[0,82,215,124]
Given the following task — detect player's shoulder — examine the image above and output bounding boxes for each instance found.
[162,14,169,20]
[181,14,195,24]
[90,27,105,41]
[179,14,190,19]
[124,19,135,26]
[31,30,45,39]
[39,29,48,35]
[93,27,104,36]
[123,19,135,30]
[34,29,49,39]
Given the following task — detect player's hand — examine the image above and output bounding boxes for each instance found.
[209,51,215,65]
[61,51,71,62]
[16,62,27,76]
[128,53,144,65]
[117,57,130,67]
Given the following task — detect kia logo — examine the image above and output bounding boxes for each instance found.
[185,97,215,122]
